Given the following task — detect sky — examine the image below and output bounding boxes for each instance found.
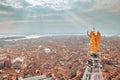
[0,0,120,35]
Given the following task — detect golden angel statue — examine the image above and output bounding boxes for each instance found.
[87,31,101,53]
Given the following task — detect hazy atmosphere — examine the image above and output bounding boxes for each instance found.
[0,0,120,35]
[0,1,120,80]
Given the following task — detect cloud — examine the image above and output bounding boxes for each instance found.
[0,27,13,33]
[0,0,119,13]
[0,11,8,15]
[25,0,71,10]
[0,0,23,8]
[87,0,120,15]
[0,20,37,25]
[0,0,92,10]
[73,0,92,2]
[0,19,70,25]
[25,0,92,10]
[26,13,65,18]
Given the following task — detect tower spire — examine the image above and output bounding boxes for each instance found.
[82,29,104,80]
[93,24,95,33]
